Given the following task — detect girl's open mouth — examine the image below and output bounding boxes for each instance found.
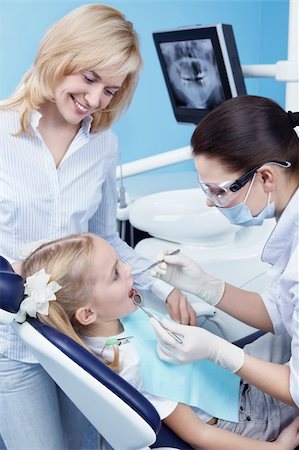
[129,288,137,298]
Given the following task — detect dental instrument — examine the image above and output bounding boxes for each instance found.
[105,336,134,346]
[132,248,180,277]
[99,336,134,359]
[132,290,183,344]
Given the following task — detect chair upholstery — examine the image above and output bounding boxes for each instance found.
[0,255,269,449]
[0,255,192,449]
[0,256,24,323]
[12,318,192,449]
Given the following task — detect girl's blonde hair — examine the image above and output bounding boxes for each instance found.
[22,233,120,371]
[0,4,142,135]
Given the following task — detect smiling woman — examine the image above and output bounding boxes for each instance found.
[0,3,142,135]
[0,4,195,450]
[39,67,127,140]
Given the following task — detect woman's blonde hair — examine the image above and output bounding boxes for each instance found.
[22,233,120,371]
[0,4,142,135]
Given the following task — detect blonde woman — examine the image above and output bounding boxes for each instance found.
[3,233,299,450]
[0,4,194,449]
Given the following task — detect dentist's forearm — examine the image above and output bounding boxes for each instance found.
[217,283,274,332]
[237,353,296,407]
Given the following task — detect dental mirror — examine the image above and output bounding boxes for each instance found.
[132,290,183,344]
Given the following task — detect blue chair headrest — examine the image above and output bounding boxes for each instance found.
[0,256,24,322]
[0,255,15,273]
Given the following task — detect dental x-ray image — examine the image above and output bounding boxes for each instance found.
[160,39,225,110]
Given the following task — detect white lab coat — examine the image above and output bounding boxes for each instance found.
[261,187,299,407]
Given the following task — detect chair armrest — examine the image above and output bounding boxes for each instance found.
[233,330,266,348]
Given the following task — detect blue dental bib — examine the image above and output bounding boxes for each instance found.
[122,309,240,422]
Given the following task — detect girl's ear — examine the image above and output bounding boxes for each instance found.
[75,307,96,325]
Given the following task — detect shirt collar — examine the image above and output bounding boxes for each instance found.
[81,115,93,137]
[29,110,93,136]
[262,187,299,264]
[30,110,42,130]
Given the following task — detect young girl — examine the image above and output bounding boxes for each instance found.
[0,4,194,448]
[10,232,299,450]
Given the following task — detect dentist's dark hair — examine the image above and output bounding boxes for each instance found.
[191,95,299,175]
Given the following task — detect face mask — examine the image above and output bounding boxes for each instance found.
[217,175,275,227]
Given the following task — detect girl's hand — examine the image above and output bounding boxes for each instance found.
[166,288,197,325]
[274,416,299,450]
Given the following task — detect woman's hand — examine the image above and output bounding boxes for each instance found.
[166,288,197,325]
[152,250,225,306]
[150,318,244,373]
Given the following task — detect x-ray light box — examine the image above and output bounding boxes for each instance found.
[153,24,247,125]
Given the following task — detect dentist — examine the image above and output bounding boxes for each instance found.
[151,95,299,434]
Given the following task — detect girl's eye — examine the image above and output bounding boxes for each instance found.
[114,268,120,280]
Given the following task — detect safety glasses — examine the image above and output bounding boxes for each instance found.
[198,160,291,207]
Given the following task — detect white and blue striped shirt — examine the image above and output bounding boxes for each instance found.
[0,109,171,363]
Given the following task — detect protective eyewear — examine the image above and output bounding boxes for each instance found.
[198,160,291,207]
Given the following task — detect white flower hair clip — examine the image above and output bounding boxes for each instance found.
[15,269,62,323]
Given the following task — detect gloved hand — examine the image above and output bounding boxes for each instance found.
[150,318,244,373]
[151,250,225,306]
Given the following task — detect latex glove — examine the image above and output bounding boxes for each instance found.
[151,250,225,306]
[150,318,244,373]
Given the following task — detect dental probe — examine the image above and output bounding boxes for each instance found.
[132,291,183,344]
[132,248,180,277]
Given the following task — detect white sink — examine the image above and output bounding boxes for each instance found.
[129,188,241,246]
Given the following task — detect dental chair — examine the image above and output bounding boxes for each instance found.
[0,255,192,450]
[12,318,193,450]
[0,255,268,450]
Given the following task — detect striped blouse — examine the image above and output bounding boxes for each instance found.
[0,109,171,363]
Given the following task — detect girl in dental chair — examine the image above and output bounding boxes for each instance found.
[11,232,299,450]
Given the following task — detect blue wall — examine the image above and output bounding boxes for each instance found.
[0,0,289,168]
